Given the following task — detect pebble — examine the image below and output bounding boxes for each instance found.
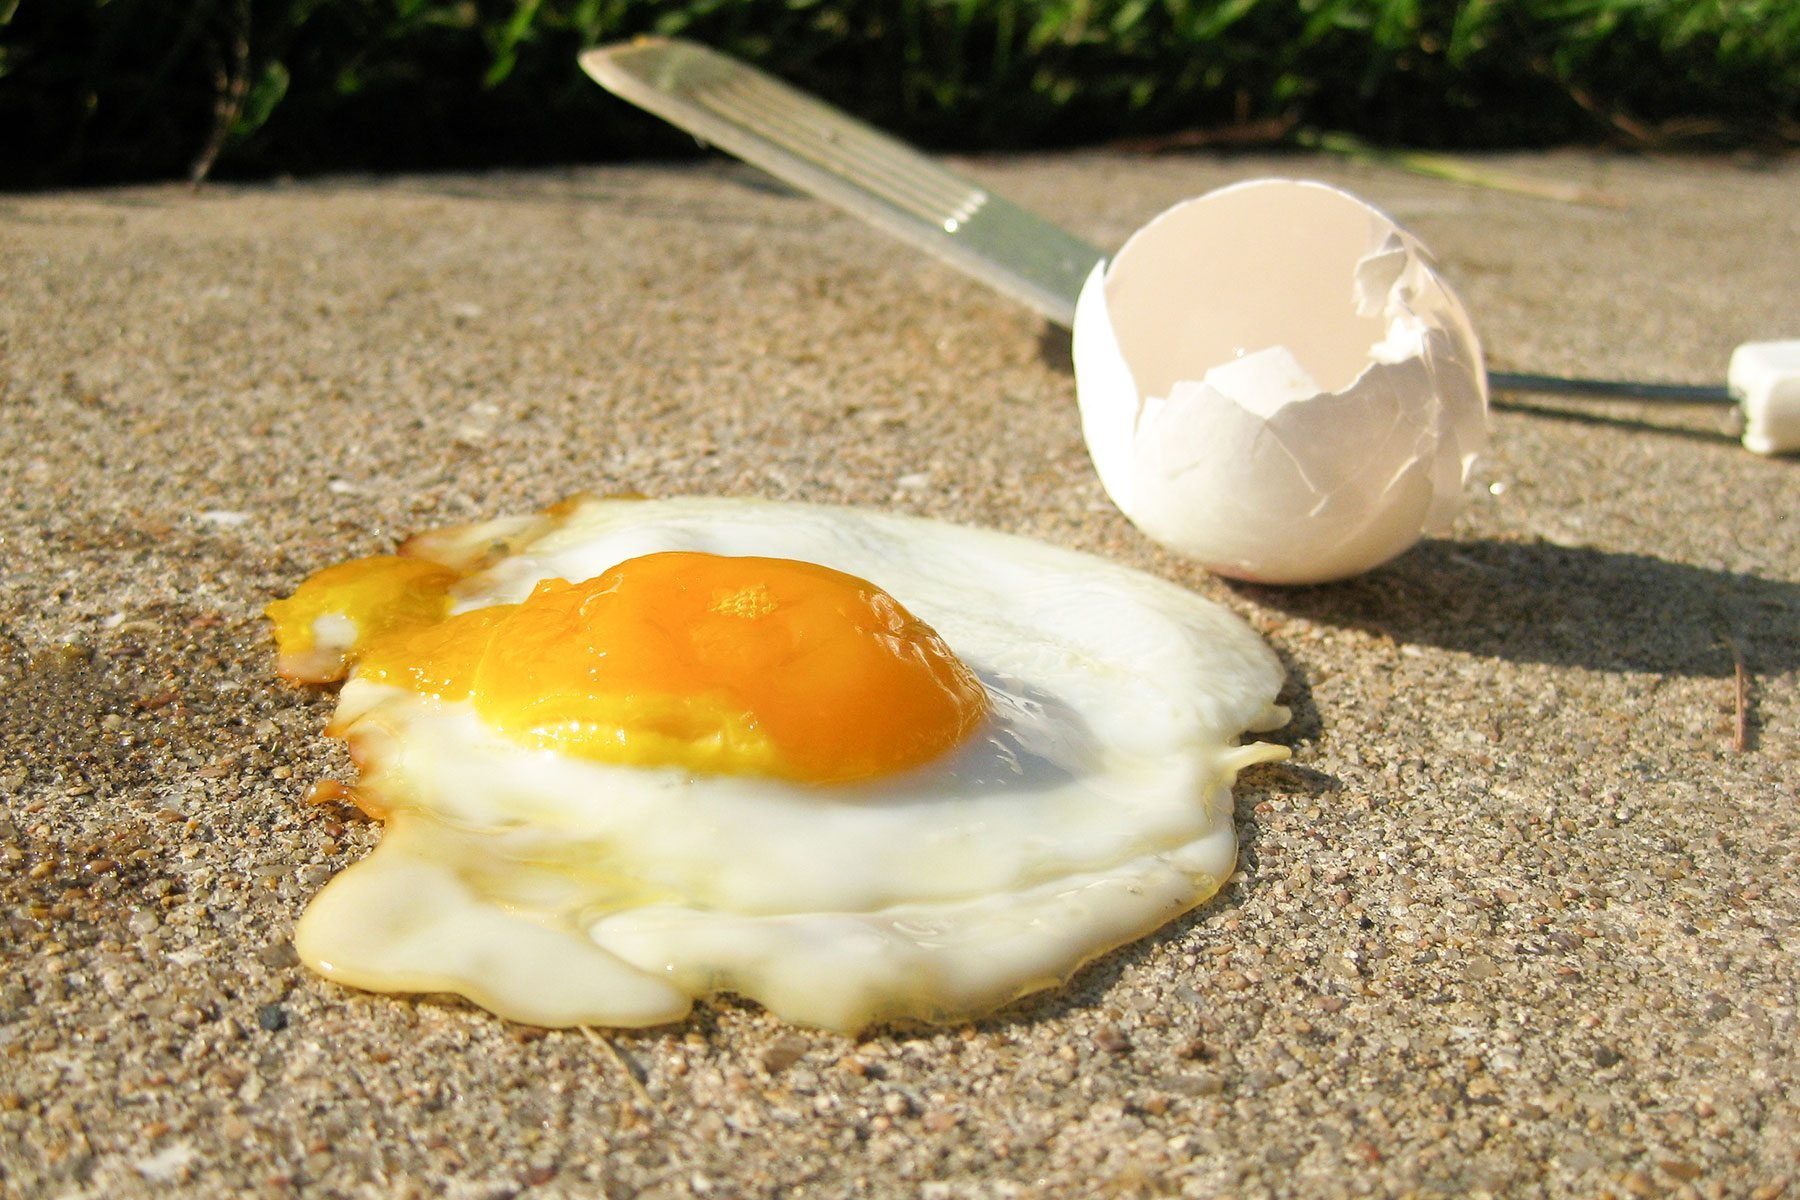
[1165,1073,1224,1097]
[920,1109,959,1132]
[257,940,300,970]
[256,1004,289,1032]
[1093,1024,1131,1054]
[760,1035,809,1075]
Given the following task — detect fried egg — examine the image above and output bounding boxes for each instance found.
[266,496,1290,1032]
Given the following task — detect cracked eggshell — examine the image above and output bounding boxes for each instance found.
[1073,178,1489,585]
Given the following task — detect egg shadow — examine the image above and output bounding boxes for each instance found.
[1036,322,1075,375]
[1233,537,1798,680]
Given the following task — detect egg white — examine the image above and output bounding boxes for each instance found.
[294,497,1289,1031]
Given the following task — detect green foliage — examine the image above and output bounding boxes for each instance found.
[1,0,1794,185]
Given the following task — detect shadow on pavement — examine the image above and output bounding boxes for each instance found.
[1236,537,1798,678]
[1491,397,1744,448]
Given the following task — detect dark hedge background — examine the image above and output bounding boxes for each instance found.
[2,0,1795,186]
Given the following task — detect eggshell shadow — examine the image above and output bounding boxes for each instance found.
[1235,537,1799,678]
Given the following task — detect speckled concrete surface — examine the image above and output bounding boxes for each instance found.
[2,152,1796,1199]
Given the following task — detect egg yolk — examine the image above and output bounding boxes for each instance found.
[264,555,460,682]
[276,551,989,784]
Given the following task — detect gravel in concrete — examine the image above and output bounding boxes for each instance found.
[2,151,1797,1198]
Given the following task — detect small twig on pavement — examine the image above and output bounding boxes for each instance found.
[1724,637,1753,753]
[581,1027,653,1106]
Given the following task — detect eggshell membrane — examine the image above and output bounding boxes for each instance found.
[288,497,1293,1032]
[1073,179,1489,584]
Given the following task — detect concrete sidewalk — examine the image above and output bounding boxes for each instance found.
[2,151,1796,1198]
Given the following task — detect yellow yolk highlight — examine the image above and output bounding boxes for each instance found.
[265,556,459,682]
[280,551,990,784]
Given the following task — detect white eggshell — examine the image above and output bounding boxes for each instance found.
[1073,178,1489,584]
